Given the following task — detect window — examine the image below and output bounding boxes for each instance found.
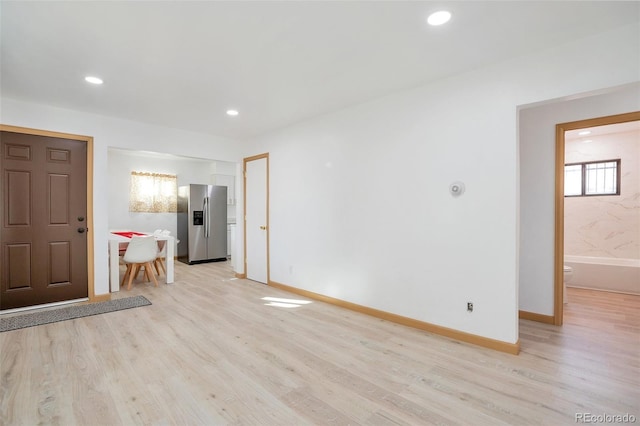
[129,171,178,212]
[564,159,620,197]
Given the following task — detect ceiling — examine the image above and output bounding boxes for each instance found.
[1,1,638,140]
[565,120,640,142]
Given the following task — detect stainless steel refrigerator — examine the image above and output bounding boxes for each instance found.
[177,184,227,264]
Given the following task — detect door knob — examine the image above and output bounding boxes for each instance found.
[259,226,267,230]
[77,227,87,233]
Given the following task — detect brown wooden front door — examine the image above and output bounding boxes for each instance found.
[1,131,88,310]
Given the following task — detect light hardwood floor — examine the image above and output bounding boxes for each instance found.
[1,262,638,425]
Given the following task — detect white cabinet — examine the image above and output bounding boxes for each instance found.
[212,174,235,205]
[229,224,236,266]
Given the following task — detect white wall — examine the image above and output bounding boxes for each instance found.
[239,23,640,344]
[0,98,243,297]
[519,86,640,315]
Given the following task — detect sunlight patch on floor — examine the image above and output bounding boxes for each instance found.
[262,296,312,308]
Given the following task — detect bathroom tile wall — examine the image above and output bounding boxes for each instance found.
[565,127,640,260]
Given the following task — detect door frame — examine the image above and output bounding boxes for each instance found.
[553,111,640,325]
[242,153,269,283]
[0,124,97,303]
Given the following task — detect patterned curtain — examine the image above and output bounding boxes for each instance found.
[129,171,177,213]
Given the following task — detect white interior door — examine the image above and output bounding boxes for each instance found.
[245,156,268,283]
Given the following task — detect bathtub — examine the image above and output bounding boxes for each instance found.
[565,255,640,295]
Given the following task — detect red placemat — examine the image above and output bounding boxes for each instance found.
[111,231,147,238]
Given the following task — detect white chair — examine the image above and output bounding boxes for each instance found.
[121,235,159,290]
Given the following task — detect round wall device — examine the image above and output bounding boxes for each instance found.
[449,181,465,197]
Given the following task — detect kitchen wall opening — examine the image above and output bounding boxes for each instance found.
[107,148,239,264]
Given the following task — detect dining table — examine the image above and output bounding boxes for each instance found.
[108,231,175,292]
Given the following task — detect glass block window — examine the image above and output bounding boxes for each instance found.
[564,164,582,196]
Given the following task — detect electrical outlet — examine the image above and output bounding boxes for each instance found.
[467,302,473,312]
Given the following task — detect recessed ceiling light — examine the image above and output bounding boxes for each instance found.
[578,130,591,136]
[427,10,451,26]
[84,76,103,85]
[582,139,593,144]
[226,109,239,116]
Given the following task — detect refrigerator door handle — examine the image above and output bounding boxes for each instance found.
[203,196,209,238]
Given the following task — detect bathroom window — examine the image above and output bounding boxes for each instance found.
[564,159,620,197]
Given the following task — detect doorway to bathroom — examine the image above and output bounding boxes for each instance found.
[554,111,640,324]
